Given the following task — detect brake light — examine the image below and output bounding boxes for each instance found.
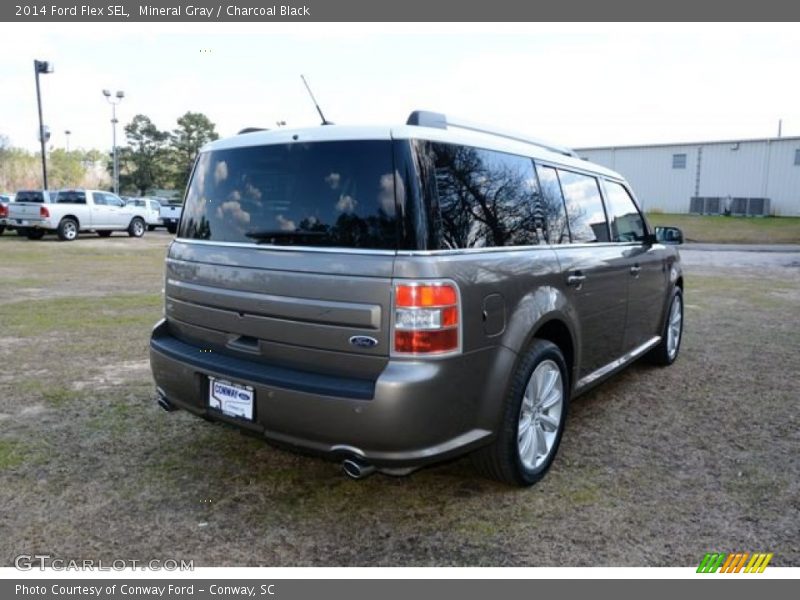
[40,206,50,218]
[394,281,460,354]
[0,205,6,218]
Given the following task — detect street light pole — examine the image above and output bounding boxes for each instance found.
[65,129,71,152]
[34,59,53,189]
[103,89,125,195]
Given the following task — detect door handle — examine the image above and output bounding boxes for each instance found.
[630,265,642,276]
[566,273,586,287]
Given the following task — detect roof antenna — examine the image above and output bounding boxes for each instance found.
[301,74,333,125]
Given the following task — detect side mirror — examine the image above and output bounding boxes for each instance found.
[654,226,684,245]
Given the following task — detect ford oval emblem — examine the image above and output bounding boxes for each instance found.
[349,335,379,348]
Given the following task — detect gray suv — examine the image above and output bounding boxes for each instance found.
[149,111,684,486]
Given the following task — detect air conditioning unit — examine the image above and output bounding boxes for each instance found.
[689,197,722,215]
[690,196,770,216]
[730,197,771,216]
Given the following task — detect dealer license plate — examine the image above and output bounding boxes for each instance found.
[208,377,254,421]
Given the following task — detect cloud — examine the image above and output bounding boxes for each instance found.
[378,172,397,214]
[276,214,295,231]
[325,172,341,189]
[216,200,250,224]
[335,194,357,213]
[214,160,228,184]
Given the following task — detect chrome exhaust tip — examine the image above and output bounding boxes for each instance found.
[342,457,375,480]
[156,391,177,412]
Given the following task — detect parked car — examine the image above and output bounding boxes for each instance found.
[125,197,164,231]
[7,190,59,239]
[15,189,147,241]
[0,193,14,234]
[159,201,182,234]
[149,111,685,486]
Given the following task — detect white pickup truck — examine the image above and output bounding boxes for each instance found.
[9,189,147,241]
[159,202,183,234]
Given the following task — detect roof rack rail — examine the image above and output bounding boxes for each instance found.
[237,127,268,135]
[406,110,578,158]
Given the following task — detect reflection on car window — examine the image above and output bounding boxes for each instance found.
[604,181,645,242]
[179,141,397,249]
[430,143,542,249]
[557,170,609,243]
[535,165,571,245]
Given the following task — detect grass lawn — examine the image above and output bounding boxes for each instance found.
[1,231,799,566]
[646,213,800,244]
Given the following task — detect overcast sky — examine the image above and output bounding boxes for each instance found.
[2,23,799,153]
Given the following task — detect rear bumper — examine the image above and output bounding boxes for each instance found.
[149,319,515,467]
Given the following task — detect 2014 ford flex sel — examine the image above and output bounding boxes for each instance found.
[149,111,685,486]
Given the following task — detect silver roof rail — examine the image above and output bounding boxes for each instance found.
[406,110,578,158]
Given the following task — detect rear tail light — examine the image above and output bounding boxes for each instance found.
[0,205,7,218]
[393,281,460,355]
[40,206,50,218]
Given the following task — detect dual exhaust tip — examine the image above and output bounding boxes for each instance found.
[156,391,177,412]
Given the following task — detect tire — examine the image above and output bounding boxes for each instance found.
[647,287,684,366]
[147,225,156,232]
[57,218,79,241]
[97,230,113,238]
[0,225,5,235]
[471,339,569,486]
[26,229,45,240]
[128,217,145,238]
[166,223,177,234]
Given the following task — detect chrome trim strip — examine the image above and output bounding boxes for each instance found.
[175,238,646,257]
[575,336,661,392]
[173,238,398,256]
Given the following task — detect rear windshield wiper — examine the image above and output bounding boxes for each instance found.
[245,230,328,244]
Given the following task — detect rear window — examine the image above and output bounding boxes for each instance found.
[179,140,398,249]
[15,191,45,203]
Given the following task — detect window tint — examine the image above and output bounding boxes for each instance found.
[535,165,570,245]
[15,191,45,203]
[56,191,86,205]
[603,181,645,242]
[106,194,124,207]
[179,141,397,249]
[672,153,687,169]
[794,148,800,166]
[430,143,542,248]
[92,193,107,206]
[557,170,609,243]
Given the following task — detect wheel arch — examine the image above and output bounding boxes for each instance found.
[60,214,80,229]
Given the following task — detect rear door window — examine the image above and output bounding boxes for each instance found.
[557,170,610,243]
[179,140,397,249]
[535,165,571,245]
[603,180,646,242]
[429,142,542,248]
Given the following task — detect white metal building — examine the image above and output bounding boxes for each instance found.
[576,136,800,216]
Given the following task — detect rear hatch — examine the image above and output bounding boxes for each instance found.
[9,190,50,222]
[165,134,399,381]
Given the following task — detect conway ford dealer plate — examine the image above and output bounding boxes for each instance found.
[208,377,254,421]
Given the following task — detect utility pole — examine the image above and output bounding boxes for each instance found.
[34,59,54,189]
